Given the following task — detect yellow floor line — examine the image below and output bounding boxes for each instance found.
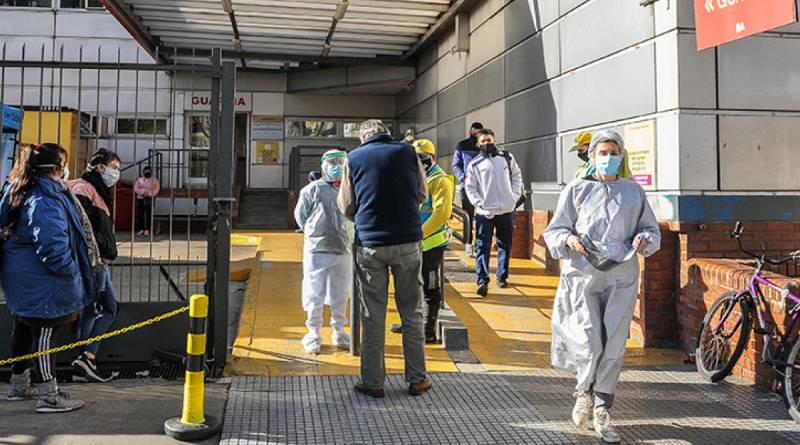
[445,244,684,370]
[227,231,457,376]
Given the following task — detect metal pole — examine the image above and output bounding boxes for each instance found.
[205,48,221,364]
[211,59,235,368]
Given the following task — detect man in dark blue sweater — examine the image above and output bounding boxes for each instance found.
[452,122,483,258]
[338,119,432,398]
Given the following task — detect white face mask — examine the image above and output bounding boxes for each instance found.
[102,167,120,187]
[62,165,70,181]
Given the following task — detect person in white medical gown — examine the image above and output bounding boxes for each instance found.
[294,149,353,354]
[544,130,660,443]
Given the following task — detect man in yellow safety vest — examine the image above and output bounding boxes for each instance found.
[391,139,455,343]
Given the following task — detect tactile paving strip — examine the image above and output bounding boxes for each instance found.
[222,366,800,444]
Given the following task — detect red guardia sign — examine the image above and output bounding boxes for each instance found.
[695,0,797,50]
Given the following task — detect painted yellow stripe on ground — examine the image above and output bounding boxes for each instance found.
[228,231,457,376]
[444,243,683,371]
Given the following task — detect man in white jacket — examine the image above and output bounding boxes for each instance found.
[465,128,524,297]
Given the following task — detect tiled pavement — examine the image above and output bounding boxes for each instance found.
[221,366,800,445]
[221,234,800,444]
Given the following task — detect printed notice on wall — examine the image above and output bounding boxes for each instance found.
[251,116,284,140]
[254,140,281,165]
[624,120,657,191]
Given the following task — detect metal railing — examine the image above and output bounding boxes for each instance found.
[451,205,473,246]
[0,43,235,368]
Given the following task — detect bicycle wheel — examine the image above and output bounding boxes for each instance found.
[695,291,751,382]
[783,338,800,423]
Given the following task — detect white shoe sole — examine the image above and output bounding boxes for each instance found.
[72,360,113,383]
[36,405,84,414]
[6,395,35,401]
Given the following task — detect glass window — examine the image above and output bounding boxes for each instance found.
[1,0,52,6]
[190,116,212,147]
[343,122,360,139]
[116,118,167,135]
[59,0,102,7]
[189,150,209,179]
[286,120,337,138]
[343,120,395,139]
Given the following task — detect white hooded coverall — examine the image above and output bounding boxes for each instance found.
[294,179,353,336]
[544,178,660,406]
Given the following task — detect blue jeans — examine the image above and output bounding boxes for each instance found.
[79,268,119,356]
[475,212,514,286]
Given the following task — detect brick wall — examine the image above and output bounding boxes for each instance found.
[679,258,798,387]
[512,211,531,259]
[530,210,559,274]
[629,224,679,346]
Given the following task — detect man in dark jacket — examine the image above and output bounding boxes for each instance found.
[452,122,483,258]
[67,148,121,383]
[337,119,432,399]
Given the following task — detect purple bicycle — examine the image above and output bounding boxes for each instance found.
[695,222,800,421]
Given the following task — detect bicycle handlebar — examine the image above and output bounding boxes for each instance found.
[730,221,800,265]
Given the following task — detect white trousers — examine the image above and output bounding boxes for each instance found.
[302,251,352,335]
[551,254,640,395]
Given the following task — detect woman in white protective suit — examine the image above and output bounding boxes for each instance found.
[544,130,660,443]
[294,149,354,354]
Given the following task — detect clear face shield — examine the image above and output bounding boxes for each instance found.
[321,155,346,182]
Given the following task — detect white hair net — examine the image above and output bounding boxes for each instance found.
[589,130,625,155]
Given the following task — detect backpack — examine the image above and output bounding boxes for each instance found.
[499,151,527,209]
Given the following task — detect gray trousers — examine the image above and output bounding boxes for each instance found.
[355,242,428,388]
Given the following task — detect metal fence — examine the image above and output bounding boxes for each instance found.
[0,44,235,369]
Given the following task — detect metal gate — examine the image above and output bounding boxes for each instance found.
[0,44,236,369]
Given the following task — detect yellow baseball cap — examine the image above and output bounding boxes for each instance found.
[569,131,592,152]
[413,139,436,156]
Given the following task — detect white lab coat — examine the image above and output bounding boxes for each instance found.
[294,180,353,326]
[544,178,660,395]
[464,151,524,218]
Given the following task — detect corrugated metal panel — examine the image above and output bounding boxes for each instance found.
[111,0,452,68]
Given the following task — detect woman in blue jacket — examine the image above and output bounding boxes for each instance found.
[1,143,99,413]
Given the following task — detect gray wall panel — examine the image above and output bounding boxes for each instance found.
[437,80,467,123]
[287,68,346,92]
[557,45,656,131]
[467,57,505,112]
[718,36,800,111]
[560,0,654,72]
[416,96,439,132]
[437,117,467,159]
[505,25,560,96]
[504,0,560,49]
[505,83,558,142]
[719,115,800,191]
[560,0,588,15]
[506,138,558,184]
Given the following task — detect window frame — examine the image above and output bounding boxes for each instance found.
[285,118,339,139]
[114,117,169,137]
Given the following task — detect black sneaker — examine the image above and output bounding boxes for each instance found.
[71,354,114,383]
[390,323,403,334]
[477,284,489,297]
[497,279,509,289]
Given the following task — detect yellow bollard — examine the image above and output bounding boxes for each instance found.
[164,294,221,441]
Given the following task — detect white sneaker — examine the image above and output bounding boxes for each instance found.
[571,391,593,429]
[593,407,621,443]
[301,333,321,354]
[332,330,351,350]
[466,244,477,258]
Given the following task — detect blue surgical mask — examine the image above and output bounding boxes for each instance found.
[102,167,120,187]
[327,164,343,181]
[595,155,622,176]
